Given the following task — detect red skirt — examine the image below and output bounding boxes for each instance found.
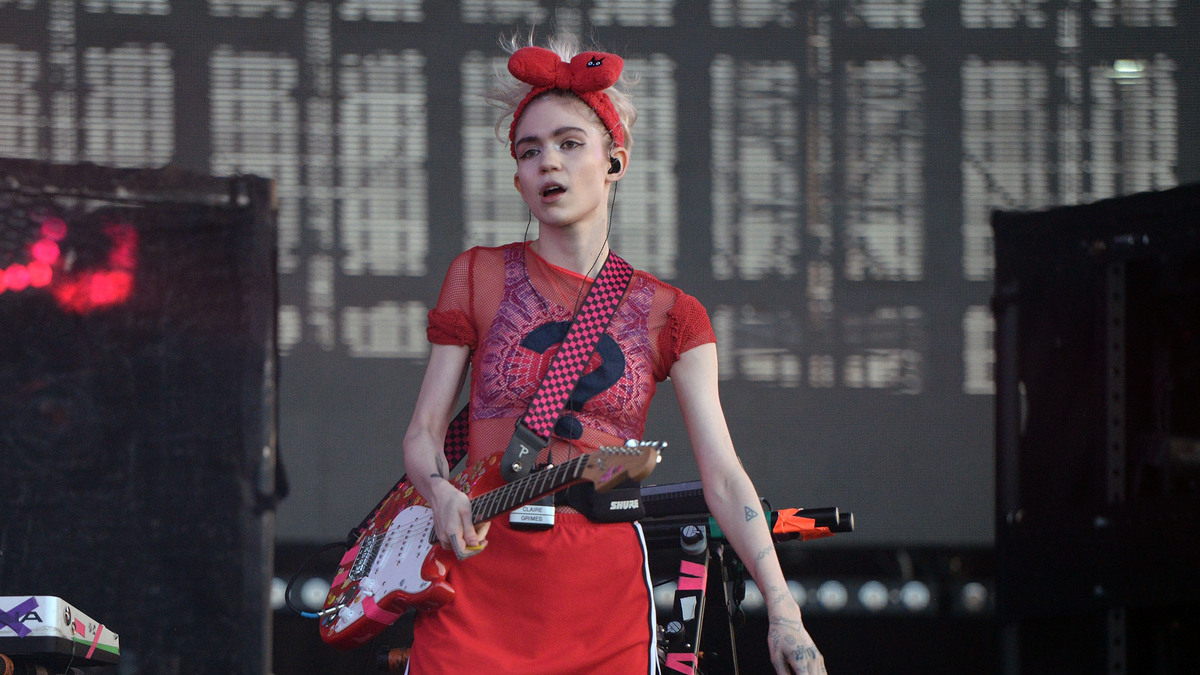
[407,513,656,674]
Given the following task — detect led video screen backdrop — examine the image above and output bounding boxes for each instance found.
[2,0,1196,546]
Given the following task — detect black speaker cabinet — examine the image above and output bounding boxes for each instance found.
[0,159,279,675]
[993,184,1200,674]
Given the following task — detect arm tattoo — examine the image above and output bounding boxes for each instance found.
[744,506,759,522]
[429,455,449,481]
[792,646,819,661]
[769,616,803,631]
[764,584,792,607]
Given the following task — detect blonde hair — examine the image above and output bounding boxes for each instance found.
[488,30,638,151]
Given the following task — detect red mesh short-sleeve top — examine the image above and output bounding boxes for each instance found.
[427,242,714,464]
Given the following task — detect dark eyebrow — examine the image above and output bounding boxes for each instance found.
[514,126,589,150]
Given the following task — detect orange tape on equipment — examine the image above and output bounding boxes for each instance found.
[773,508,835,542]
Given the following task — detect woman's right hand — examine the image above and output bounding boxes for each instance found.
[428,478,490,560]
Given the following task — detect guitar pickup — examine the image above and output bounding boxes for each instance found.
[348,532,383,582]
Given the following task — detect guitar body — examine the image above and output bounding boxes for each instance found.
[318,441,662,650]
[319,455,503,649]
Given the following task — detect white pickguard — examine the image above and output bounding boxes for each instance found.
[333,505,437,631]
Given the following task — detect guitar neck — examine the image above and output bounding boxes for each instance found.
[469,455,588,523]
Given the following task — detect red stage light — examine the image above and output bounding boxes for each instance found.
[4,264,31,292]
[92,270,133,306]
[31,238,61,265]
[28,260,53,288]
[49,223,138,313]
[41,217,68,241]
[5,214,139,311]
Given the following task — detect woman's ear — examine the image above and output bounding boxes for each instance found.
[606,146,630,181]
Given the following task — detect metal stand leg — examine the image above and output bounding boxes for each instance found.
[660,526,743,674]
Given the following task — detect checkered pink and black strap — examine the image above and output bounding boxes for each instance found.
[500,252,634,481]
[443,405,471,467]
[524,252,634,437]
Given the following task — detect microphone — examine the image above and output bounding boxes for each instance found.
[770,507,855,542]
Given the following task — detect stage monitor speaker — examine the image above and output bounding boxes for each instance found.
[992,183,1200,674]
[0,159,280,675]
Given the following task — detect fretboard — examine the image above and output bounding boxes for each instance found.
[470,454,589,523]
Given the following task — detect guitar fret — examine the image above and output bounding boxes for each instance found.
[475,492,494,520]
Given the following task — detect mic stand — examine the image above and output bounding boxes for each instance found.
[659,524,744,674]
[641,481,853,673]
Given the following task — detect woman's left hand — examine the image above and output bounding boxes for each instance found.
[767,615,826,674]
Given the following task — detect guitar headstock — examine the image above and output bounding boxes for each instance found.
[582,440,664,493]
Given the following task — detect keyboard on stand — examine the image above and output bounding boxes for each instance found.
[0,596,119,668]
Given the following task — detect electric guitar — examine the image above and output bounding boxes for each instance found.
[318,440,663,649]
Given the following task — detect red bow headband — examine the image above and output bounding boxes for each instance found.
[507,46,625,157]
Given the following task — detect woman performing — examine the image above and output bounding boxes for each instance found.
[401,30,826,675]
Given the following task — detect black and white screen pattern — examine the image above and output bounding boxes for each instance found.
[1,0,1195,546]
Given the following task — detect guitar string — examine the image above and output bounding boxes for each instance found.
[473,443,648,520]
[471,453,591,523]
[468,443,654,521]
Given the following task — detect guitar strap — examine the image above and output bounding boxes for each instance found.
[440,251,634,478]
[500,251,635,482]
[442,405,471,469]
[440,252,634,476]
